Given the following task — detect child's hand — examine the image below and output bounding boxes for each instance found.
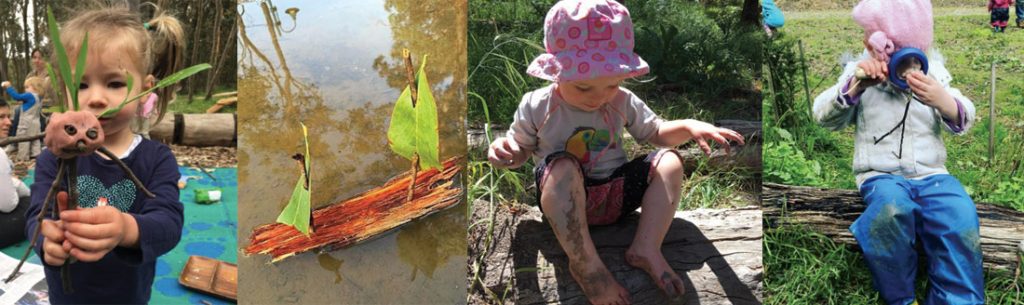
[906,71,958,119]
[0,81,9,88]
[683,120,745,156]
[60,204,138,262]
[41,219,70,266]
[488,137,525,169]
[854,58,888,91]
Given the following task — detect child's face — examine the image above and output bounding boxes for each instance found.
[557,75,627,112]
[68,46,153,137]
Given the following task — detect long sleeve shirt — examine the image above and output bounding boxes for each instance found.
[26,138,183,304]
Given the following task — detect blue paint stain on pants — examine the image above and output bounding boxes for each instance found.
[851,174,984,305]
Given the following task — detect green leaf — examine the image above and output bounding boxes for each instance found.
[100,63,211,118]
[48,8,76,109]
[276,123,313,236]
[72,33,88,111]
[45,63,65,112]
[387,54,441,170]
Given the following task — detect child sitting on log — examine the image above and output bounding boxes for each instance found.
[487,1,744,304]
[813,0,983,304]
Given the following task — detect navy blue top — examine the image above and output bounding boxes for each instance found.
[25,139,183,304]
[5,86,37,111]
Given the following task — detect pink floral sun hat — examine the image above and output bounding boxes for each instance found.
[526,0,649,82]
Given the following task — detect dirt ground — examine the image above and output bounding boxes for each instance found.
[10,143,237,178]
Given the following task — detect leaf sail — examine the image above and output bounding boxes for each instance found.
[387,55,442,171]
[276,123,313,236]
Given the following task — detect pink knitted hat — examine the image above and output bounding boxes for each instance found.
[526,0,649,82]
[852,0,933,62]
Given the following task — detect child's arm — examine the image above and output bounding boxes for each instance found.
[489,93,540,169]
[906,71,975,135]
[60,145,182,264]
[813,60,869,131]
[2,83,37,110]
[648,120,745,155]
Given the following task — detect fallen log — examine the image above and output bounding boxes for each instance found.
[763,182,1024,271]
[244,157,463,262]
[206,96,238,113]
[150,113,236,147]
[469,201,763,305]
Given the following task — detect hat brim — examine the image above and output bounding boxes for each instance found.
[526,49,649,82]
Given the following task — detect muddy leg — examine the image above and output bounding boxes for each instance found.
[625,151,686,298]
[540,157,630,305]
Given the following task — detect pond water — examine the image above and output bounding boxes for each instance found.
[236,0,467,303]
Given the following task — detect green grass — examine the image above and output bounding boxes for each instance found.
[765,7,1024,305]
[167,87,237,114]
[765,224,1024,305]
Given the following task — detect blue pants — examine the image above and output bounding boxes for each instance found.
[1017,0,1024,23]
[851,174,984,305]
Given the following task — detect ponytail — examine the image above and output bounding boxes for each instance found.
[143,3,185,124]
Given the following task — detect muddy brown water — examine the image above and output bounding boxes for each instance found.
[237,1,468,303]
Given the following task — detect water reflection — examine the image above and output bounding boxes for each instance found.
[237,0,467,303]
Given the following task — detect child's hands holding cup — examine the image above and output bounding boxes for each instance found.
[488,137,526,169]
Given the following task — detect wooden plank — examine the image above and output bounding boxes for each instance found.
[469,201,763,305]
[244,157,463,262]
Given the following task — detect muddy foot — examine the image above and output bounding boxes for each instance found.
[568,260,631,305]
[625,247,685,299]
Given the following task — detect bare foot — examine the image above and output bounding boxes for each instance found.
[625,247,685,298]
[568,260,632,305]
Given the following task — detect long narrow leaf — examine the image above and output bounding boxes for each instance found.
[72,33,89,110]
[45,63,65,112]
[414,55,441,170]
[47,8,75,109]
[100,63,211,118]
[117,72,135,110]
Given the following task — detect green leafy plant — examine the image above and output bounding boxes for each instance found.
[388,50,442,201]
[764,128,822,186]
[277,123,313,235]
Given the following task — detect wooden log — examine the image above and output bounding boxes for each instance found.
[762,182,1024,271]
[206,97,238,113]
[244,157,463,262]
[151,113,236,147]
[467,120,762,172]
[469,201,763,305]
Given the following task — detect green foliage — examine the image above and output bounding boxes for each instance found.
[276,123,312,236]
[987,177,1024,211]
[388,54,442,171]
[764,130,821,186]
[631,1,762,97]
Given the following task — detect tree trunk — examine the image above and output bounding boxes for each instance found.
[469,201,763,305]
[740,0,761,27]
[762,182,1024,271]
[150,113,237,147]
[204,6,235,100]
[186,1,206,103]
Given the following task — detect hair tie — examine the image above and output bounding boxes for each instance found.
[143,22,152,30]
